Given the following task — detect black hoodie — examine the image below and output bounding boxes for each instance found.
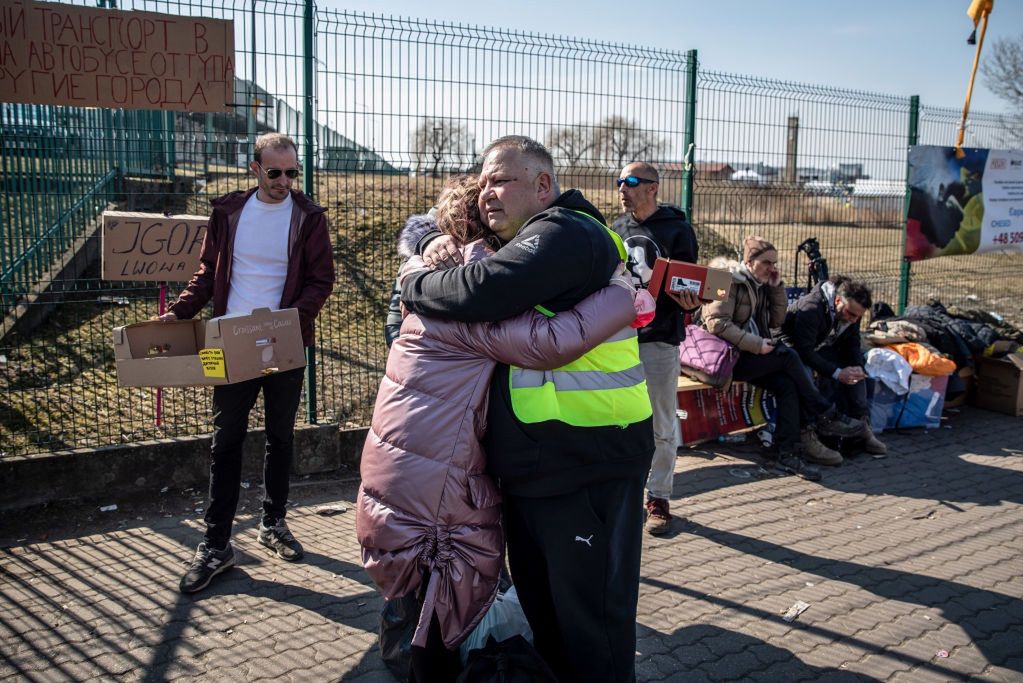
[612,204,699,345]
[401,190,654,497]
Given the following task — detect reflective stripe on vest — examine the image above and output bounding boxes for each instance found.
[509,327,651,427]
[510,212,651,428]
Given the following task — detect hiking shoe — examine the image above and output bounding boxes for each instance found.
[180,542,235,593]
[801,429,843,466]
[644,498,671,536]
[862,429,888,455]
[772,451,823,482]
[258,519,304,561]
[816,410,867,439]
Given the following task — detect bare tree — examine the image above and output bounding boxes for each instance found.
[981,33,1023,146]
[592,116,667,169]
[411,118,469,176]
[546,125,596,168]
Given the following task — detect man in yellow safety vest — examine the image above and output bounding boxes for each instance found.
[402,135,654,683]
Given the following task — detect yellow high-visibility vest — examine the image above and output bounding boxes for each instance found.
[509,212,652,427]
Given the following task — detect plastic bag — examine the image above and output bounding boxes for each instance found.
[456,635,558,683]
[379,592,419,682]
[459,586,533,664]
[630,289,656,328]
[865,347,913,395]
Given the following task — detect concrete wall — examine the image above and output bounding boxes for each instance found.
[0,424,369,511]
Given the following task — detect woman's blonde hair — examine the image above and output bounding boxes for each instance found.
[434,175,495,247]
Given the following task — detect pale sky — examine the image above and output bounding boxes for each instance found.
[320,0,1022,114]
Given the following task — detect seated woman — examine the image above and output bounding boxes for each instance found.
[697,236,866,479]
[356,175,645,682]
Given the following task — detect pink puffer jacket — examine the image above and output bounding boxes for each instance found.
[357,251,637,650]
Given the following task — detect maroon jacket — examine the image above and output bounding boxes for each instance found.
[357,248,637,650]
[168,188,335,346]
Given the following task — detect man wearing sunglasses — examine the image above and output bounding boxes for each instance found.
[159,133,335,593]
[612,161,700,537]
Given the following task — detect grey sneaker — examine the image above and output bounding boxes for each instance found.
[180,542,235,593]
[772,451,823,482]
[816,410,866,439]
[258,519,304,561]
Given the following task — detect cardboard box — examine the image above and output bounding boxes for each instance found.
[676,375,776,445]
[869,373,949,431]
[648,258,731,302]
[973,353,1023,417]
[113,308,305,388]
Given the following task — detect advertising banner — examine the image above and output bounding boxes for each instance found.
[677,380,776,445]
[905,145,1023,261]
[0,0,234,111]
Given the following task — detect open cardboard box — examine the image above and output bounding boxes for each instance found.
[973,353,1023,417]
[113,308,305,388]
[648,258,731,302]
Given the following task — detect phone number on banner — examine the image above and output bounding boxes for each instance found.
[992,231,1023,245]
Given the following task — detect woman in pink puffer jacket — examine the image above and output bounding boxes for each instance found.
[357,176,642,680]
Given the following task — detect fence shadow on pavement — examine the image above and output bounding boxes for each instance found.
[676,520,1023,677]
[637,619,867,682]
[0,518,388,681]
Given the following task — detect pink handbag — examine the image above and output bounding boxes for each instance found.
[678,324,739,387]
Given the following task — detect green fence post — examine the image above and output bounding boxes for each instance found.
[303,0,318,424]
[897,95,920,315]
[204,113,213,178]
[247,0,257,162]
[680,49,698,220]
[164,111,176,180]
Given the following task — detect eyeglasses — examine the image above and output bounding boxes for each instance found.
[257,163,300,180]
[616,175,657,188]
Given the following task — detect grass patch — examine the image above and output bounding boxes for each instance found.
[1,171,1020,457]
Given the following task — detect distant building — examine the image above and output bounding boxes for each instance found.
[837,163,865,183]
[694,162,735,180]
[796,167,831,183]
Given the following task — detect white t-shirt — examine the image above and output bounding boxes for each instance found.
[225,192,292,316]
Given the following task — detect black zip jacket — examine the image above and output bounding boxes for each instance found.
[780,282,864,377]
[401,190,654,497]
[612,204,699,345]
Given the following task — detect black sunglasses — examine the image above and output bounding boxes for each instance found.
[258,163,300,179]
[616,175,657,188]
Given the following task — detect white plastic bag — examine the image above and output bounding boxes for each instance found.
[865,347,913,395]
[459,586,533,664]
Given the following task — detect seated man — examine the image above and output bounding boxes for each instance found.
[779,276,886,457]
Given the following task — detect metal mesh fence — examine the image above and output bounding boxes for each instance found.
[1,2,1020,457]
[693,71,912,306]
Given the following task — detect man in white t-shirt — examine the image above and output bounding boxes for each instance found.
[159,133,335,593]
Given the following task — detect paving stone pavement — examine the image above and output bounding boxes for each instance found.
[2,405,1022,682]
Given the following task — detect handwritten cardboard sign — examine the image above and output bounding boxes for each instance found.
[102,211,206,282]
[0,0,234,111]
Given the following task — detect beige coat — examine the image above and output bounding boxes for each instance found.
[700,261,787,354]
